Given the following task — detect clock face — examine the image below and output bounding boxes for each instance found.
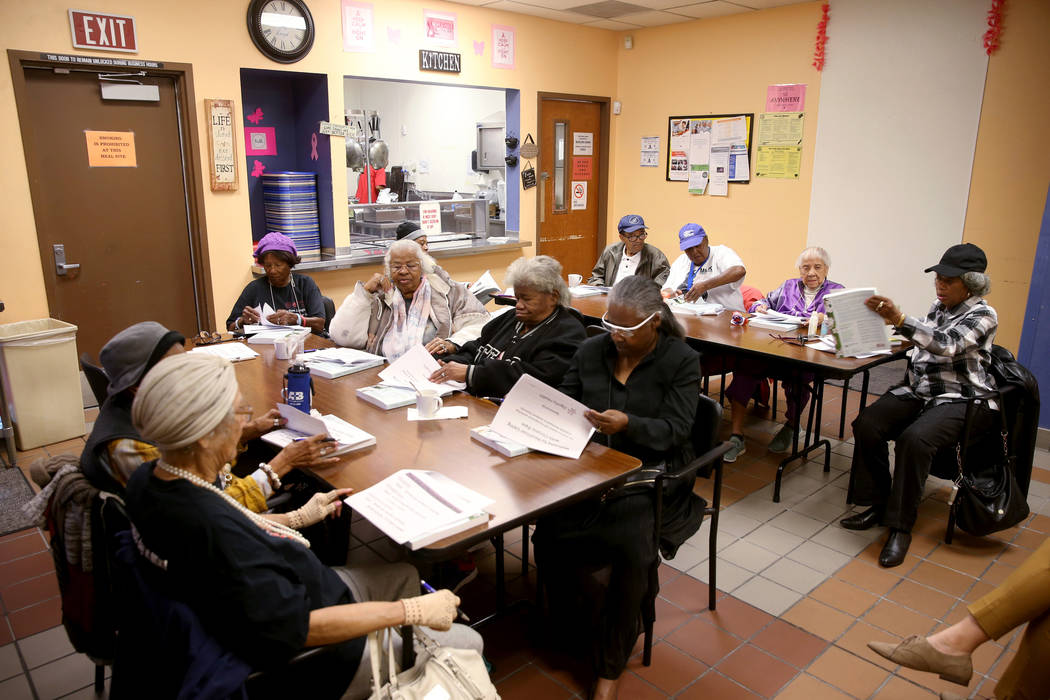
[247,0,315,64]
[260,1,306,53]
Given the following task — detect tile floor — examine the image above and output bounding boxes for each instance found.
[2,388,1049,699]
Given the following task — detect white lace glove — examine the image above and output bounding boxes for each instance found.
[400,590,459,631]
[287,491,343,530]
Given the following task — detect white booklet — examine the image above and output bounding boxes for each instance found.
[824,288,892,357]
[296,347,385,379]
[469,270,501,298]
[246,328,310,345]
[378,344,465,393]
[189,342,259,362]
[260,404,375,457]
[356,383,418,410]
[569,285,607,297]
[490,374,595,459]
[470,424,531,457]
[666,299,724,316]
[346,469,493,550]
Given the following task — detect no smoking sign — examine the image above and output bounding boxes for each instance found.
[571,181,587,210]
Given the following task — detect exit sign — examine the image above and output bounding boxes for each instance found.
[69,9,138,53]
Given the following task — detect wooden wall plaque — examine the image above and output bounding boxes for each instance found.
[205,98,239,192]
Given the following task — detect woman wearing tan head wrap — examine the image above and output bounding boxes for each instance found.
[125,353,481,698]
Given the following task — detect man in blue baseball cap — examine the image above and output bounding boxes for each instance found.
[587,214,671,287]
[663,223,747,311]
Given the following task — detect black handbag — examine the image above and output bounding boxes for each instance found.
[950,408,1029,537]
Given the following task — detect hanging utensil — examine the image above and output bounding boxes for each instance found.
[367,113,389,169]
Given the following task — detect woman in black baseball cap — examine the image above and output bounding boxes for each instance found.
[841,243,997,568]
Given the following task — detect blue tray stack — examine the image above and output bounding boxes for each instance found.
[262,171,320,257]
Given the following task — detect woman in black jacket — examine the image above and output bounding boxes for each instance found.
[533,276,700,700]
[429,255,586,397]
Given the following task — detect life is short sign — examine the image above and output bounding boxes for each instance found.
[69,10,138,53]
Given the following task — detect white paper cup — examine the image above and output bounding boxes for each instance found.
[568,274,583,287]
[416,389,443,418]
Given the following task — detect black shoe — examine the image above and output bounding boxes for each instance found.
[840,506,881,531]
[879,529,911,568]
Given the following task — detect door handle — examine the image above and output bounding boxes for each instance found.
[539,172,550,223]
[53,244,80,276]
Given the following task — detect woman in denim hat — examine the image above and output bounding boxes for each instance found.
[226,232,327,334]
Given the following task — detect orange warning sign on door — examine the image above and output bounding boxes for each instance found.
[85,130,137,167]
[571,157,591,180]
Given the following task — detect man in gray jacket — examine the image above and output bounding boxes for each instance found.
[587,214,671,287]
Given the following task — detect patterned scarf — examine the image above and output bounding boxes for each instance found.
[382,276,434,360]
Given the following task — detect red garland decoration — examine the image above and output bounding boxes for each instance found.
[812,3,830,71]
[983,0,1004,55]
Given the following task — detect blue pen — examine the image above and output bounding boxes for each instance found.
[420,579,470,622]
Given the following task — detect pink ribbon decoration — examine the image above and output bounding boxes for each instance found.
[310,133,319,161]
[983,0,1004,55]
[812,3,830,72]
[251,160,266,178]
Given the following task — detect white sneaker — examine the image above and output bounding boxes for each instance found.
[724,435,746,463]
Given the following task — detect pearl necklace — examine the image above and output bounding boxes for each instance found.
[157,461,311,549]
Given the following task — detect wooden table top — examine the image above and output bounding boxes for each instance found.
[570,295,909,379]
[228,337,642,555]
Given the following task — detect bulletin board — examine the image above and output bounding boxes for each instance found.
[665,113,753,184]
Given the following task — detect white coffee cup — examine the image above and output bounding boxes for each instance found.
[568,273,583,287]
[274,334,297,360]
[416,389,444,418]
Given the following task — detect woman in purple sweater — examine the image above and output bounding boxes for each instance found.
[723,247,844,462]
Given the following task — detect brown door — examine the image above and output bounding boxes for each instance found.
[537,96,607,278]
[14,66,203,357]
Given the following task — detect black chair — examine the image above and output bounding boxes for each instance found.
[641,393,730,665]
[322,296,336,332]
[80,352,109,406]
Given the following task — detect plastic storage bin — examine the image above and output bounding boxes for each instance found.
[0,319,85,450]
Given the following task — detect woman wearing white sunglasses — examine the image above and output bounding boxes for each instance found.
[533,276,701,700]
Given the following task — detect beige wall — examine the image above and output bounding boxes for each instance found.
[961,0,1050,352]
[0,0,618,326]
[608,3,824,294]
[3,0,1045,351]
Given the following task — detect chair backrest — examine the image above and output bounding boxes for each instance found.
[80,353,109,406]
[691,394,723,476]
[322,296,336,332]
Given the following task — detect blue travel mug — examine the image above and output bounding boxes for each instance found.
[282,362,313,413]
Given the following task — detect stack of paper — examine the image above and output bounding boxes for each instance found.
[356,384,418,410]
[490,374,595,458]
[378,344,465,393]
[246,328,311,345]
[297,347,385,379]
[667,299,724,316]
[189,342,259,362]
[260,404,375,457]
[747,316,801,332]
[470,425,531,457]
[243,303,310,335]
[569,285,607,297]
[346,469,493,549]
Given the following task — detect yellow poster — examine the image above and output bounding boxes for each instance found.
[85,130,137,167]
[756,112,805,146]
[754,145,802,179]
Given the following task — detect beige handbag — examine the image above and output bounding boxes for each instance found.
[367,627,499,700]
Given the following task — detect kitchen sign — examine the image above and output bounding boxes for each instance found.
[69,10,138,53]
[419,49,461,74]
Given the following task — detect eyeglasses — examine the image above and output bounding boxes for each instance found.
[390,262,421,272]
[601,311,657,337]
[620,231,647,242]
[768,333,815,347]
[193,331,222,346]
[234,405,254,419]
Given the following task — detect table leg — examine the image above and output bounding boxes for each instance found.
[520,524,529,577]
[774,374,831,502]
[493,533,505,613]
[838,377,849,439]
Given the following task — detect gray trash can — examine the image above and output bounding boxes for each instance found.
[0,319,86,450]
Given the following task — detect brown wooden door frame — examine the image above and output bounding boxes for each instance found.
[536,92,610,264]
[7,49,215,331]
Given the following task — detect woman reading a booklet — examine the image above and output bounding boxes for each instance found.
[533,277,700,700]
[81,321,338,512]
[226,232,327,335]
[429,255,586,396]
[722,246,844,463]
[124,352,482,699]
[329,239,489,361]
[842,243,997,568]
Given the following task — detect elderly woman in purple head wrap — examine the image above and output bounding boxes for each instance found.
[226,232,327,334]
[722,246,844,462]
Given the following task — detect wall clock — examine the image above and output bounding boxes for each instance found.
[247,0,315,64]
